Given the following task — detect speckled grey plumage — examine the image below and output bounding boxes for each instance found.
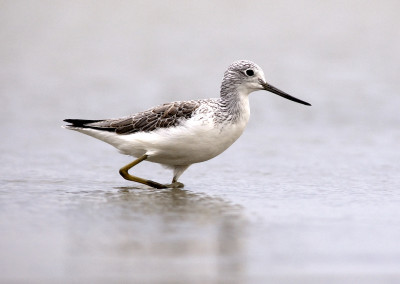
[65,100,201,134]
[64,60,263,134]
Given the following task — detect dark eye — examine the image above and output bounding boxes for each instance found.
[245,69,254,76]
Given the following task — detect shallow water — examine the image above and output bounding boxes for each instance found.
[1,1,400,283]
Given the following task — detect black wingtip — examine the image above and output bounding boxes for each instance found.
[63,119,103,127]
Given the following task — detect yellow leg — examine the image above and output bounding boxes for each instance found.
[119,155,167,189]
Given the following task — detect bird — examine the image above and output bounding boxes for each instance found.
[64,60,311,189]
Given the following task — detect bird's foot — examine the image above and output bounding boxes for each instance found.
[164,182,184,189]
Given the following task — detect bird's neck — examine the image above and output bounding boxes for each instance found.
[219,89,250,123]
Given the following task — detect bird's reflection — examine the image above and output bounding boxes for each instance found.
[66,186,246,283]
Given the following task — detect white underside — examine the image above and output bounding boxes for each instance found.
[68,114,249,167]
[67,95,250,168]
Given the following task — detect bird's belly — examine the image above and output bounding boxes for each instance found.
[118,120,247,165]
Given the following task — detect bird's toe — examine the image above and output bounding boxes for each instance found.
[165,182,184,188]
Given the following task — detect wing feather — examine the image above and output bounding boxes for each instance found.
[64,100,201,135]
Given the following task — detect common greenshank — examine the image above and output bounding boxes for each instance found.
[64,60,311,188]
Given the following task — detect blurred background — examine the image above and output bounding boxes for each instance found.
[1,1,400,283]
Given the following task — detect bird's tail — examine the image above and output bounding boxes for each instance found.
[63,118,119,133]
[63,119,104,128]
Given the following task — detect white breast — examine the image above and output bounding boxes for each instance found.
[119,95,250,166]
[74,94,251,167]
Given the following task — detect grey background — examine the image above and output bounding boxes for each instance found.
[1,1,400,283]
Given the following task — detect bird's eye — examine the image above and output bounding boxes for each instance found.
[245,69,254,76]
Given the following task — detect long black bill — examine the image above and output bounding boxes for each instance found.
[261,81,311,106]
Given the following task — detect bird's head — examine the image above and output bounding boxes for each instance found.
[221,60,311,106]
